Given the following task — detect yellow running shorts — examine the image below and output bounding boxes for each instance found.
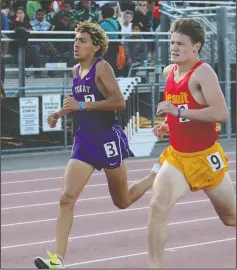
[158,142,229,192]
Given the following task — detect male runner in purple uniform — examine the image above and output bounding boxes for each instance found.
[34,21,158,269]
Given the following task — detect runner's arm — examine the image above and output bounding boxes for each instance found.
[163,65,175,123]
[54,108,74,118]
[180,64,228,123]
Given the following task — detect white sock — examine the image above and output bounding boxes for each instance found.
[151,163,161,173]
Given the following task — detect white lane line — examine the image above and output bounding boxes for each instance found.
[1,195,112,210]
[1,166,65,174]
[1,180,136,196]
[1,176,63,185]
[1,154,235,174]
[1,216,219,249]
[2,170,236,193]
[1,158,159,174]
[1,168,151,185]
[1,199,213,227]
[2,188,61,196]
[2,180,236,210]
[66,237,236,267]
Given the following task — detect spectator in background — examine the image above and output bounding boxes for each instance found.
[109,1,122,21]
[45,0,64,24]
[123,22,147,77]
[120,10,133,39]
[53,13,75,66]
[9,6,41,77]
[1,0,15,28]
[100,5,120,75]
[12,0,27,10]
[10,6,31,30]
[1,12,9,30]
[100,5,119,39]
[53,1,74,26]
[74,0,99,23]
[119,0,135,12]
[26,0,43,21]
[52,0,64,11]
[76,0,99,11]
[30,8,57,77]
[152,0,160,31]
[147,0,155,31]
[46,1,58,25]
[133,0,150,32]
[1,0,13,16]
[133,1,155,64]
[30,8,54,31]
[102,1,122,37]
[53,13,72,31]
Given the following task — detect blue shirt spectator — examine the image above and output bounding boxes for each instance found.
[30,8,53,31]
[1,12,9,30]
[100,5,119,39]
[100,18,119,39]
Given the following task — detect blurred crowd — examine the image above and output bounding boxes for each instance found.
[1,0,161,33]
[1,0,163,79]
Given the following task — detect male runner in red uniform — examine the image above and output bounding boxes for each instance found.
[147,18,236,268]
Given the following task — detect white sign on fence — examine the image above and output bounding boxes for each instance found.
[20,97,39,135]
[42,95,62,132]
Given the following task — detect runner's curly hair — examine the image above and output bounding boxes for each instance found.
[75,21,109,57]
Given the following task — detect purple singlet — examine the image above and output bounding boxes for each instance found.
[70,57,134,170]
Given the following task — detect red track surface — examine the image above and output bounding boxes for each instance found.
[1,153,236,268]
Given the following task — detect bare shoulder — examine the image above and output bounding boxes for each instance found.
[163,64,176,80]
[96,59,114,75]
[193,62,218,82]
[72,63,80,78]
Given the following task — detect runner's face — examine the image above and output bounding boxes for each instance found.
[170,32,200,64]
[74,32,99,60]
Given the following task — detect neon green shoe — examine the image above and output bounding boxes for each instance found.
[34,251,65,269]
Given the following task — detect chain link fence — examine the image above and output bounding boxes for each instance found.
[1,5,236,153]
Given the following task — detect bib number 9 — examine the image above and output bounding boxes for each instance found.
[104,141,119,158]
[207,152,225,172]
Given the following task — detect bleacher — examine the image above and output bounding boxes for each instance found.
[159,1,236,64]
[1,0,235,154]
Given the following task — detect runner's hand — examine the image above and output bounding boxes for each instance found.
[48,112,60,128]
[156,101,178,117]
[63,96,79,111]
[152,122,169,139]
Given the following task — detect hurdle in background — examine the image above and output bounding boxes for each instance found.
[117,77,141,140]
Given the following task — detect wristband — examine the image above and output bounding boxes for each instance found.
[79,101,84,111]
[177,107,181,118]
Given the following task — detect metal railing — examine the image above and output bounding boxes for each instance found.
[1,6,236,153]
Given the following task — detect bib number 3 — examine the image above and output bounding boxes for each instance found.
[207,152,225,172]
[85,95,95,102]
[178,104,190,123]
[104,141,119,158]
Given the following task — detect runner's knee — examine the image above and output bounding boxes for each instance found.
[113,199,131,209]
[59,192,77,209]
[149,196,169,221]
